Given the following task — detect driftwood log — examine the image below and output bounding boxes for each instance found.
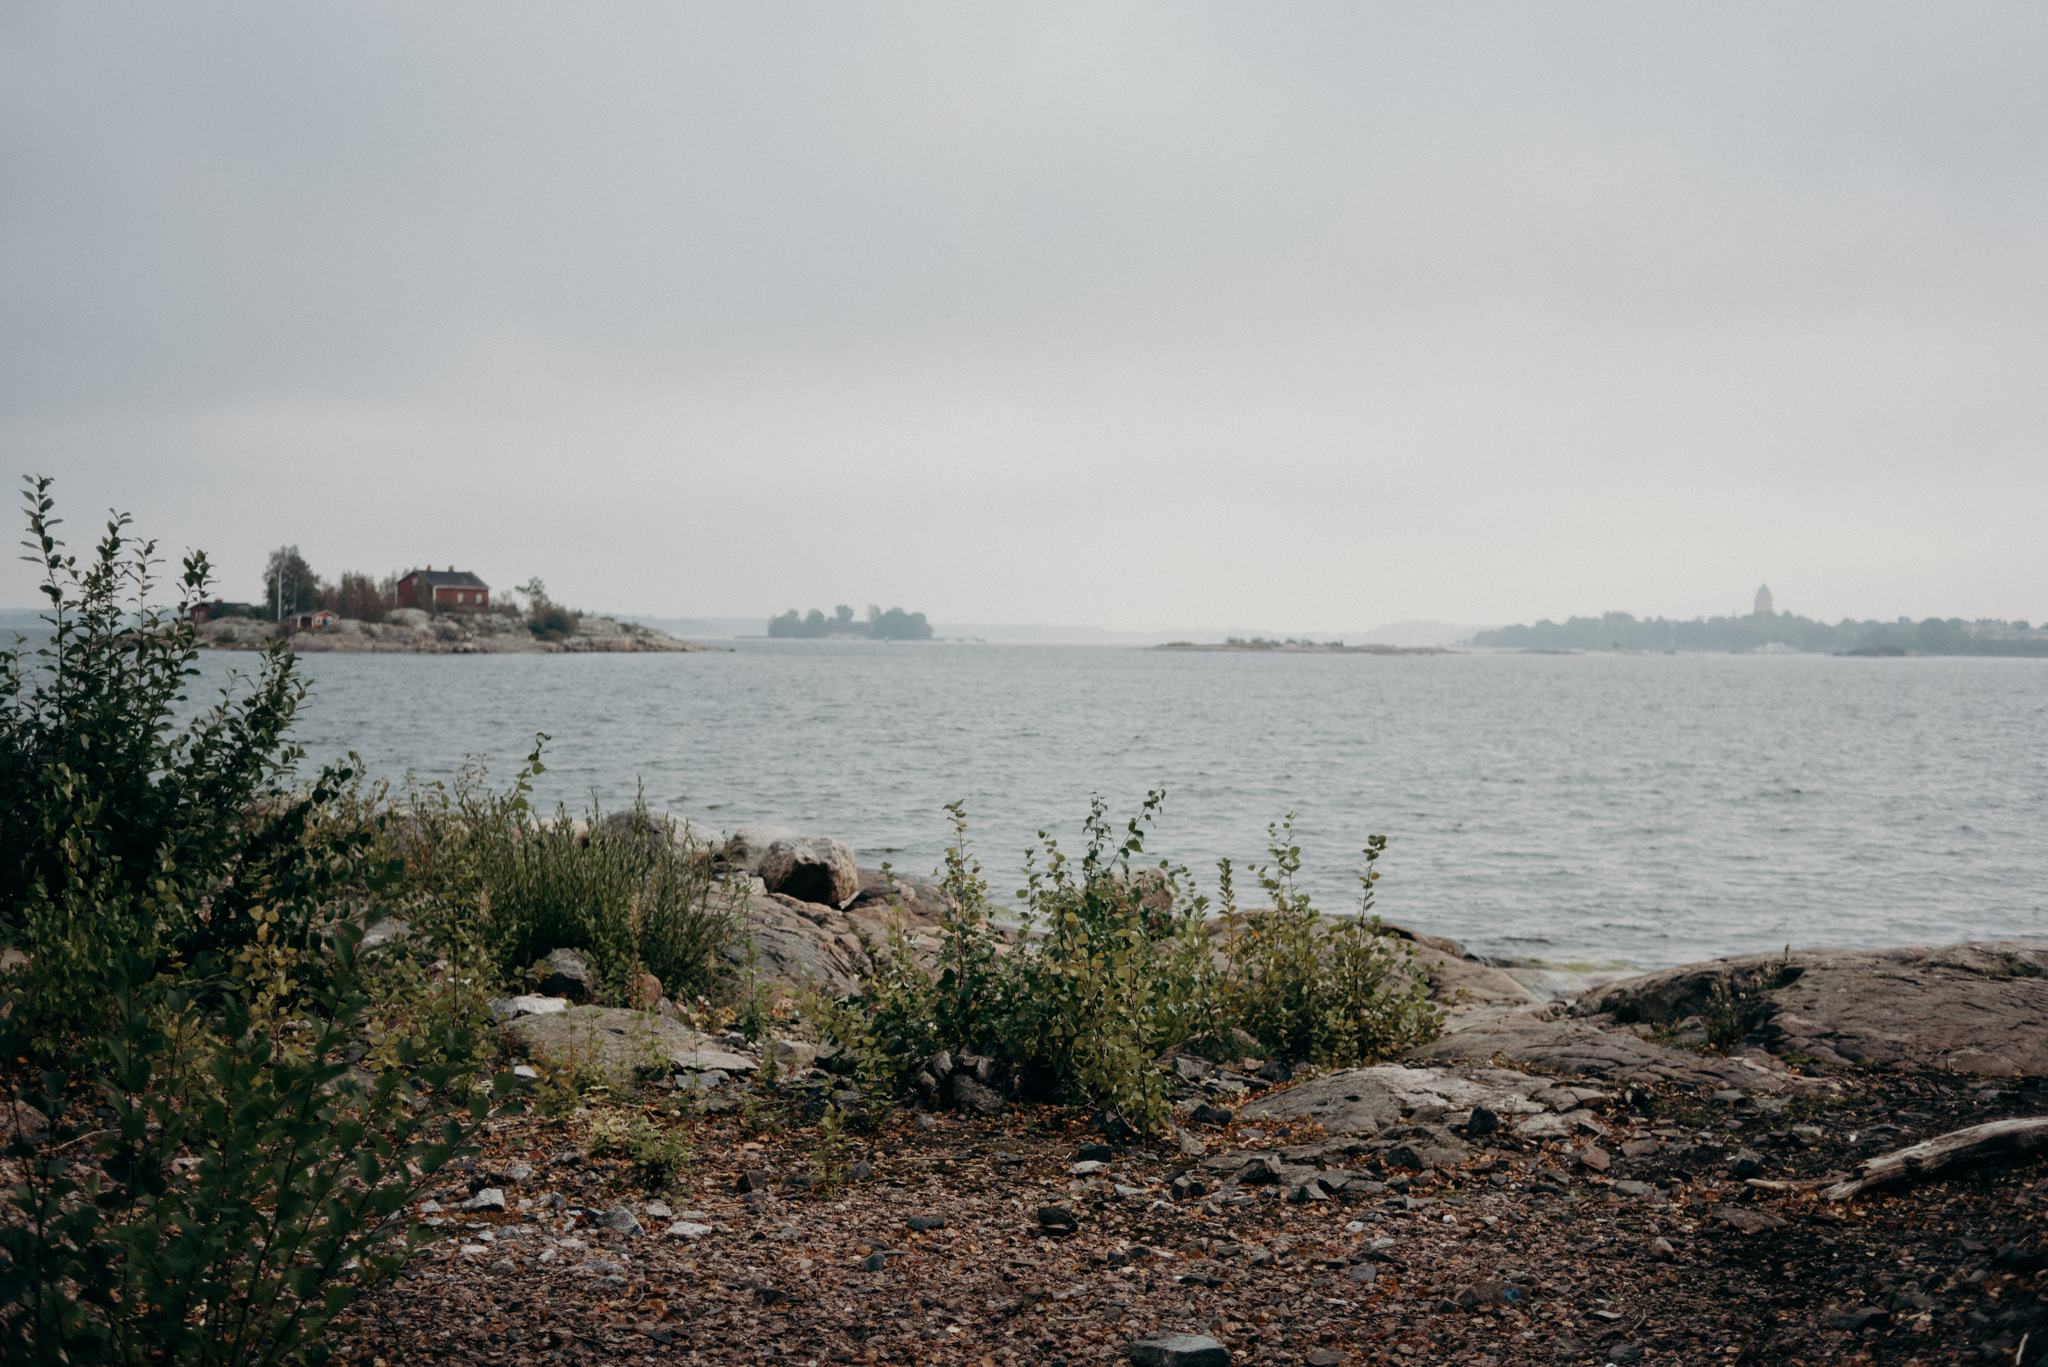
[1822,1115,2048,1201]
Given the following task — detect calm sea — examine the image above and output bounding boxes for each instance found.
[187,643,2048,973]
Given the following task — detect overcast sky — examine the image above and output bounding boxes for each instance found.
[5,3,2045,631]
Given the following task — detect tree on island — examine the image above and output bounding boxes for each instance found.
[767,603,934,640]
[261,544,320,618]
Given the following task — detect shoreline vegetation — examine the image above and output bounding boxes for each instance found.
[5,478,2044,1365]
[1473,609,2048,657]
[195,607,720,654]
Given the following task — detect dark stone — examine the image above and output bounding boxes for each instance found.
[1466,1105,1500,1137]
[849,1160,875,1180]
[951,1074,1007,1117]
[737,1168,772,1193]
[861,1251,896,1271]
[1097,1110,1140,1144]
[1824,1306,1890,1332]
[1731,1148,1765,1178]
[1038,1205,1080,1234]
[534,948,596,1001]
[906,1215,946,1232]
[1188,1103,1236,1127]
[1078,1142,1115,1162]
[1126,1333,1231,1367]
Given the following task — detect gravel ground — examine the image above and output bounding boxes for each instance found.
[330,1067,2047,1367]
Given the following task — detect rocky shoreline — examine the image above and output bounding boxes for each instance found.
[197,608,719,654]
[337,824,2046,1366]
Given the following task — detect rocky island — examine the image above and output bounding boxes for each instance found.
[196,608,720,654]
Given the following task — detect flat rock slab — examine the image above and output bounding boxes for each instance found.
[1581,941,2048,1076]
[1350,1064,1549,1117]
[503,1006,757,1080]
[1405,1019,1831,1094]
[1236,1070,1401,1135]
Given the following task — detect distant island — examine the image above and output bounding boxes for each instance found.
[767,604,934,640]
[188,553,714,653]
[1473,586,2048,656]
[1154,637,1451,655]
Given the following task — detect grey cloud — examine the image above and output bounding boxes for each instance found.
[4,3,2045,626]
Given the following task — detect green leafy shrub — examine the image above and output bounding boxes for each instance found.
[1214,823,1443,1068]
[0,478,356,1033]
[835,798,1442,1133]
[0,937,516,1365]
[0,478,515,1363]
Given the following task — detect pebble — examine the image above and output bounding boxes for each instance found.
[462,1188,506,1211]
[645,1201,672,1219]
[665,1221,713,1239]
[597,1206,643,1236]
[1070,1160,1109,1176]
[906,1215,946,1232]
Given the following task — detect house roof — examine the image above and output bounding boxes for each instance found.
[400,569,489,590]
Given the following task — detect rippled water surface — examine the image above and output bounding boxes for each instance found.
[189,644,2048,970]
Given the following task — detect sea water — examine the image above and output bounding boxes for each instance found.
[187,643,2047,972]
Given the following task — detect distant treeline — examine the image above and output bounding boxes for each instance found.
[767,603,934,641]
[1471,612,2048,656]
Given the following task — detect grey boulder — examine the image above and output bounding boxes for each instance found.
[534,948,597,1001]
[758,836,860,908]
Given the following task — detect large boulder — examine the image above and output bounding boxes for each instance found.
[1406,1017,1832,1094]
[722,826,804,875]
[1579,941,2048,1076]
[757,836,859,908]
[719,893,877,998]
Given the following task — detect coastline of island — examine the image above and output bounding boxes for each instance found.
[195,607,722,654]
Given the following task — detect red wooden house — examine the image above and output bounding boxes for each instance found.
[396,567,490,611]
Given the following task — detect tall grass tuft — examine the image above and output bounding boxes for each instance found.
[370,745,737,1005]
